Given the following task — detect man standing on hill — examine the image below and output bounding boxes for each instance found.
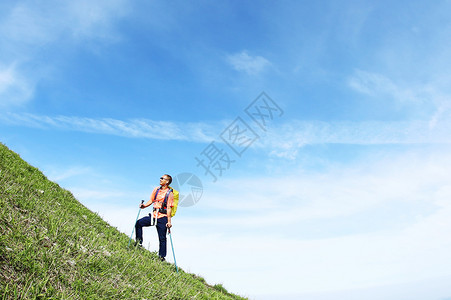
[135,174,174,261]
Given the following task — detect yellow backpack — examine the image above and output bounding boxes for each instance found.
[168,187,179,217]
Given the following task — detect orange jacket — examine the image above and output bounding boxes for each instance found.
[150,186,174,218]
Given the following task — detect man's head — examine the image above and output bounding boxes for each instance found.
[160,174,172,185]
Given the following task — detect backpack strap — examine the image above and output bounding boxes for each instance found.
[153,187,161,202]
[162,189,173,210]
[153,188,172,214]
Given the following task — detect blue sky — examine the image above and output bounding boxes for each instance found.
[2,1,451,299]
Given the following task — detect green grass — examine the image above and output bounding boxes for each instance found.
[0,143,246,300]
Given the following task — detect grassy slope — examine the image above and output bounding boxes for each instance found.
[0,143,246,300]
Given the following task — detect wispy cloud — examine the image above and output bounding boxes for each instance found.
[0,112,217,143]
[347,69,451,129]
[63,0,130,41]
[226,50,271,75]
[0,1,128,47]
[0,63,34,107]
[348,69,426,104]
[184,149,451,230]
[3,111,451,152]
[46,166,93,182]
[260,119,451,160]
[0,1,130,108]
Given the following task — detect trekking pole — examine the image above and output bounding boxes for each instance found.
[168,228,179,273]
[128,200,144,247]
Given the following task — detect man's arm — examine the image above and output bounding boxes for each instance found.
[141,198,153,208]
[141,187,157,208]
[166,206,172,228]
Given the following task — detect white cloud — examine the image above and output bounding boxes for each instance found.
[170,149,451,296]
[227,51,271,75]
[0,1,130,108]
[41,164,145,217]
[3,111,451,160]
[0,63,34,107]
[186,148,451,229]
[348,70,400,98]
[347,69,451,121]
[0,112,217,143]
[260,118,451,160]
[46,166,93,182]
[63,0,129,41]
[0,4,55,47]
[0,1,128,46]
[72,188,129,202]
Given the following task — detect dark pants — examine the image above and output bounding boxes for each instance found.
[135,215,168,257]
